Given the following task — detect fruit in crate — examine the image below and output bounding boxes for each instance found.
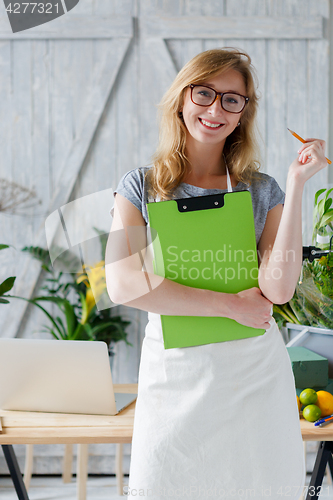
[299,388,318,406]
[302,405,322,422]
[315,391,333,417]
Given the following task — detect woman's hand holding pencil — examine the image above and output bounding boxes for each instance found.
[287,129,329,186]
[288,129,331,164]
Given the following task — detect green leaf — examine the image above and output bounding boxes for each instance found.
[314,188,326,206]
[273,304,300,325]
[81,323,95,340]
[0,244,10,251]
[324,198,333,212]
[71,323,85,341]
[40,325,63,340]
[324,187,333,201]
[0,298,10,304]
[317,198,326,219]
[32,296,78,337]
[55,316,67,337]
[89,321,122,337]
[22,246,52,271]
[0,277,16,295]
[62,301,78,337]
[321,210,333,227]
[10,295,65,338]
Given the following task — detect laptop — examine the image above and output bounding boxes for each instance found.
[0,338,137,415]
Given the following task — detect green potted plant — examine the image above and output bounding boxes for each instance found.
[0,245,16,304]
[312,187,333,249]
[2,231,131,362]
[274,188,333,333]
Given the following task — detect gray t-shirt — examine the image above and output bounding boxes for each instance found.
[114,166,285,244]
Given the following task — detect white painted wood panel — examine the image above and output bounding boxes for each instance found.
[265,39,289,187]
[2,37,132,339]
[0,16,133,39]
[141,16,324,39]
[303,38,329,239]
[225,0,268,159]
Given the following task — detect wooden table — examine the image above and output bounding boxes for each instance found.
[0,383,137,500]
[299,419,333,500]
[1,386,333,500]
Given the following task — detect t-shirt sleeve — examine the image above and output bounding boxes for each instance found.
[268,177,285,211]
[249,173,286,244]
[113,168,145,214]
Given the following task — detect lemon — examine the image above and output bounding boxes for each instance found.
[303,405,321,422]
[315,391,333,417]
[296,395,301,414]
[300,388,317,406]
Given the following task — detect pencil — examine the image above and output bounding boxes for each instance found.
[314,413,333,426]
[318,417,333,428]
[287,128,332,165]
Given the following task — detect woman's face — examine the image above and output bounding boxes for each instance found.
[181,69,247,148]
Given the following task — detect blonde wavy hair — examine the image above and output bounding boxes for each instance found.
[148,48,261,200]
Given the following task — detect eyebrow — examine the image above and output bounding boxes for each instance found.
[200,83,244,94]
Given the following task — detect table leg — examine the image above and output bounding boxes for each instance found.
[77,444,88,500]
[306,441,333,500]
[115,443,124,496]
[23,444,34,490]
[2,445,30,500]
[63,444,73,483]
[327,450,333,483]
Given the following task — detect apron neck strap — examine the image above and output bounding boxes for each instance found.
[224,155,233,193]
[226,166,232,193]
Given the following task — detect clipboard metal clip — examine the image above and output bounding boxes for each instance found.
[175,193,226,213]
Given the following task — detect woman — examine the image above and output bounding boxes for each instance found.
[106,48,327,499]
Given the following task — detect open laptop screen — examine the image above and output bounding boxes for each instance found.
[0,338,135,415]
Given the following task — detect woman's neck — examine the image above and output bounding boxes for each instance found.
[183,136,230,188]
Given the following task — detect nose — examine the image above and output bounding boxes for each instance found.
[207,95,224,116]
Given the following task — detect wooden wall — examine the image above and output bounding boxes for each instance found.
[0,0,330,475]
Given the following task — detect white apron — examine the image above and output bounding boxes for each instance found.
[127,169,305,499]
[126,314,305,500]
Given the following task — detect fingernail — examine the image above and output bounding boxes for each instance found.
[298,149,301,153]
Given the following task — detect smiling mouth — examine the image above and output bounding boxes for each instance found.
[199,118,224,129]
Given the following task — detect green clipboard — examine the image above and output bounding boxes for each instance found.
[146,190,265,349]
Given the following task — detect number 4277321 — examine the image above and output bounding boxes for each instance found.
[5,3,60,14]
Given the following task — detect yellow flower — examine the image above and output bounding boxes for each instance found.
[85,262,106,303]
[77,261,107,324]
[80,287,96,325]
[76,270,89,287]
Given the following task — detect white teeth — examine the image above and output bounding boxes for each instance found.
[200,119,222,128]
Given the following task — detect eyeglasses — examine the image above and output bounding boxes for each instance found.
[189,84,249,114]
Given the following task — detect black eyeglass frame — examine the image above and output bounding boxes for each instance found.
[188,84,249,114]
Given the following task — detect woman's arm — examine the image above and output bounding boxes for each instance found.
[258,139,328,304]
[105,193,273,329]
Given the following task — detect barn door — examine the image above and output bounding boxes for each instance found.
[0,9,133,339]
